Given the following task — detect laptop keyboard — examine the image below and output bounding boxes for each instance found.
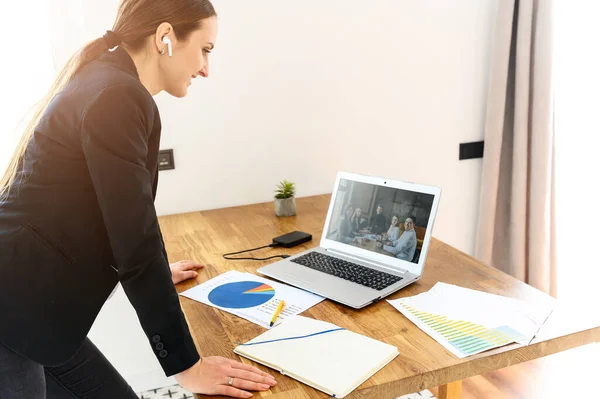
[291,252,403,291]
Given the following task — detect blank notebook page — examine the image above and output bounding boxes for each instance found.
[234,315,399,398]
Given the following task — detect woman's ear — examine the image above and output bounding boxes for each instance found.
[154,22,174,54]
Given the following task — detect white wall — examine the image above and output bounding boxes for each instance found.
[0,2,54,174]
[47,0,497,392]
[46,0,496,255]
[154,0,496,256]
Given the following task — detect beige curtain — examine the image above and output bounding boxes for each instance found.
[475,0,556,296]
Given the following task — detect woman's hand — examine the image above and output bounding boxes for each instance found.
[170,260,203,285]
[175,357,277,398]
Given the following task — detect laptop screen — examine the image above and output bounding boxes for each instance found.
[325,178,436,265]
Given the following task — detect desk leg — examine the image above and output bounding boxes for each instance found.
[438,380,462,399]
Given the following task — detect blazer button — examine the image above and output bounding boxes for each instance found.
[155,342,164,351]
[159,350,168,358]
[151,335,161,343]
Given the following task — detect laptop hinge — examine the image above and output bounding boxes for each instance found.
[325,248,409,274]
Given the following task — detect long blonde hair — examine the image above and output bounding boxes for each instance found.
[0,0,216,199]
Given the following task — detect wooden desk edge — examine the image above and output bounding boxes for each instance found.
[346,325,600,399]
[189,325,600,399]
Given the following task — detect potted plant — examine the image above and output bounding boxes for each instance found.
[274,179,296,216]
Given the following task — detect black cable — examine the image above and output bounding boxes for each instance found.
[223,243,290,261]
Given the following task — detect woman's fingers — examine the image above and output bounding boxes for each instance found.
[180,260,203,270]
[229,377,271,392]
[225,359,276,382]
[181,270,199,279]
[229,368,276,386]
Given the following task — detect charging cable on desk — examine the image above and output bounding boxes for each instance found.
[222,243,290,261]
[222,231,312,262]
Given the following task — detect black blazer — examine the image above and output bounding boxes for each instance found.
[0,48,199,376]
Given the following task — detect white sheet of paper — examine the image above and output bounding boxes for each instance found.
[180,271,325,329]
[388,282,554,358]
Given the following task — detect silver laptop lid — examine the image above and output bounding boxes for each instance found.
[320,172,441,277]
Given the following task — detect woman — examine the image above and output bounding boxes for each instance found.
[0,0,277,398]
[336,205,354,244]
[350,207,367,235]
[383,215,401,242]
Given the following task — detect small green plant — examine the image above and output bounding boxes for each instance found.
[274,180,296,199]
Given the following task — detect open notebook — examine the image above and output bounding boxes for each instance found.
[233,316,399,398]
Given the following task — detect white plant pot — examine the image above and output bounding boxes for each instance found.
[274,197,296,217]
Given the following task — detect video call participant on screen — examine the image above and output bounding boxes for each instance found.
[336,205,355,244]
[350,208,367,235]
[369,205,387,235]
[380,216,418,261]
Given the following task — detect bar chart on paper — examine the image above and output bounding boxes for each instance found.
[398,303,525,357]
[388,283,553,358]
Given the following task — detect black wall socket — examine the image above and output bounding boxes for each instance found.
[459,141,484,160]
[158,149,175,171]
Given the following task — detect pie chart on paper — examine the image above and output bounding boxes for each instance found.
[208,281,276,309]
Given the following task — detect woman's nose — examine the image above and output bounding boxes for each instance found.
[199,61,209,78]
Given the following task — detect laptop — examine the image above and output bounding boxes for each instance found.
[258,171,441,309]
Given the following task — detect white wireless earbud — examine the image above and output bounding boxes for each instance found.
[162,36,172,57]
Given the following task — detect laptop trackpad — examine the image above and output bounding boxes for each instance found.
[282,265,355,294]
[283,271,317,285]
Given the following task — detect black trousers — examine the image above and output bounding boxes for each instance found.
[0,338,138,399]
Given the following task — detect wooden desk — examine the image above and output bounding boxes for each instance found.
[160,195,600,399]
